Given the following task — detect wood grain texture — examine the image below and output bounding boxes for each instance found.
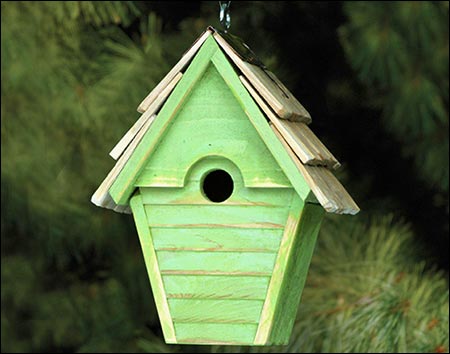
[160,270,272,277]
[133,68,291,189]
[109,35,313,204]
[109,36,220,205]
[254,195,304,344]
[213,32,311,122]
[299,163,360,214]
[90,115,155,212]
[255,200,324,345]
[150,223,284,230]
[174,323,258,345]
[163,275,270,300]
[156,251,277,274]
[129,194,176,343]
[271,124,360,215]
[151,228,283,252]
[139,185,294,207]
[279,119,341,169]
[240,76,340,169]
[265,203,324,345]
[209,48,312,202]
[110,73,183,160]
[144,204,289,228]
[137,29,212,113]
[169,299,264,324]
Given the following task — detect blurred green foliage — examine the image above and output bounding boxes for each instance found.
[214,216,449,353]
[1,1,448,353]
[339,1,449,192]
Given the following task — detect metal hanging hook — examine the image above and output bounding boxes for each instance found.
[219,1,231,32]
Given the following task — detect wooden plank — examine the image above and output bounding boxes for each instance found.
[174,323,257,344]
[160,270,271,276]
[213,32,311,122]
[156,251,277,274]
[169,299,264,324]
[129,194,177,343]
[144,204,289,228]
[139,186,295,207]
[110,73,183,160]
[163,275,270,300]
[285,120,341,169]
[266,203,324,345]
[133,63,293,189]
[254,195,304,345]
[151,223,284,230]
[90,115,155,210]
[109,36,220,205]
[137,29,212,113]
[302,164,360,215]
[151,228,283,252]
[109,35,312,205]
[240,76,340,169]
[209,48,313,202]
[271,124,359,214]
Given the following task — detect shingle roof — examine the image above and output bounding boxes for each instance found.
[91,27,359,215]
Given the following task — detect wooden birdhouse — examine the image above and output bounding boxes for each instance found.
[91,27,359,346]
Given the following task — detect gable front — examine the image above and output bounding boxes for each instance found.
[109,35,313,206]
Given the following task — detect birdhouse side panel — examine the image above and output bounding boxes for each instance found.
[129,194,176,343]
[256,201,324,345]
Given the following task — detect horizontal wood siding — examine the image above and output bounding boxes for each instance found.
[174,323,258,344]
[163,275,270,300]
[168,299,264,323]
[144,204,289,229]
[140,183,294,343]
[152,228,283,252]
[140,186,294,207]
[157,251,277,275]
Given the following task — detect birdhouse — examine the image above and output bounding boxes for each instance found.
[91,27,359,346]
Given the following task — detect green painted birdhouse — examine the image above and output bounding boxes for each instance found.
[91,27,359,346]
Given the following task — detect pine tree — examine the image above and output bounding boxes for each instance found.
[339,1,449,193]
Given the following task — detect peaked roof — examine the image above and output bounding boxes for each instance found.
[91,27,359,215]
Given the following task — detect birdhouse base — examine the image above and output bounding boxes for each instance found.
[130,191,324,346]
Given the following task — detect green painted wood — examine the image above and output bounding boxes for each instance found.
[139,185,295,207]
[144,204,289,229]
[111,34,323,346]
[135,120,290,188]
[266,203,324,345]
[156,251,277,274]
[174,323,258,344]
[152,228,283,252]
[110,36,219,204]
[162,275,270,300]
[254,195,304,344]
[168,299,264,324]
[133,64,290,189]
[129,194,177,343]
[255,201,324,345]
[109,35,312,205]
[210,49,313,202]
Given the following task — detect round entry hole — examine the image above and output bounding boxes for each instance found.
[202,170,234,203]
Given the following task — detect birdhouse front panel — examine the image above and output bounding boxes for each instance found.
[127,55,316,345]
[92,28,359,346]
